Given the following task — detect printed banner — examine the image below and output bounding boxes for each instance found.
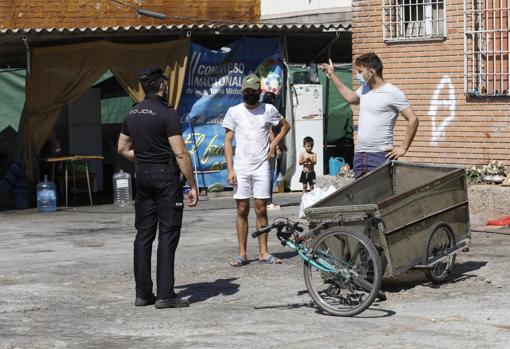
[178,37,283,187]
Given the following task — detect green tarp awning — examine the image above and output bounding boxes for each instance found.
[319,65,353,143]
[0,69,132,129]
[290,65,353,143]
[0,69,26,132]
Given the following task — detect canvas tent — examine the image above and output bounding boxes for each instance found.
[20,39,189,181]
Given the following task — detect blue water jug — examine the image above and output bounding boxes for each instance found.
[37,175,57,212]
[329,157,345,176]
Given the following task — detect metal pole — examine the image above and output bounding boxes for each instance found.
[480,0,484,92]
[493,0,497,93]
[465,0,468,93]
[309,33,341,64]
[499,0,503,93]
[84,160,93,207]
[282,34,289,115]
[486,0,490,92]
[324,45,331,175]
[136,8,167,20]
[473,0,477,90]
[187,113,207,197]
[22,35,30,76]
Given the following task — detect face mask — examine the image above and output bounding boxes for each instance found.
[243,93,260,106]
[162,81,169,100]
[356,72,367,86]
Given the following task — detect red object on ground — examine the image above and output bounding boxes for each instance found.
[487,216,510,226]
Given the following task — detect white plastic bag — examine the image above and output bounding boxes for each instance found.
[299,185,336,218]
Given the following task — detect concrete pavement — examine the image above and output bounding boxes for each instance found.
[0,193,509,348]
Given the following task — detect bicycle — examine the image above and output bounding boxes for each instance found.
[252,217,382,316]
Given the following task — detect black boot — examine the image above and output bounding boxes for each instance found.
[155,292,190,309]
[135,294,156,306]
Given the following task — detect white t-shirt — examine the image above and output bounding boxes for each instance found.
[356,83,410,152]
[222,102,281,171]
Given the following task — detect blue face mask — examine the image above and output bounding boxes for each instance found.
[356,72,367,86]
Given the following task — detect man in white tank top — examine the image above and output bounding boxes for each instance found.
[321,53,419,178]
[223,73,290,267]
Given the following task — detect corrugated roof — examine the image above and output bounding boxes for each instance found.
[0,23,350,35]
[0,23,351,68]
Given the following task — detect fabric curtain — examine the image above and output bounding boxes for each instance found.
[108,40,188,106]
[22,39,189,182]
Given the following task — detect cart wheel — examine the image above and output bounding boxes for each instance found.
[424,222,456,284]
[303,227,382,317]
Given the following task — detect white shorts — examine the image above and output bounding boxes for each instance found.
[233,162,271,200]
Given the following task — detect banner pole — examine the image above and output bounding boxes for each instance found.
[187,113,208,199]
[184,112,200,189]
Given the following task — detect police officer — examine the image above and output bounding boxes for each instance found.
[118,66,198,309]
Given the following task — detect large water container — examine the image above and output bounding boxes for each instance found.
[113,170,132,207]
[36,175,57,212]
[328,157,346,176]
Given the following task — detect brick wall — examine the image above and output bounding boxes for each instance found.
[0,0,260,29]
[352,0,510,166]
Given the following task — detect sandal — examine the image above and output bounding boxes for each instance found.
[259,254,282,264]
[229,256,248,267]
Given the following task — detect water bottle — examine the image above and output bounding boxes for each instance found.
[113,170,132,207]
[276,173,285,193]
[36,175,57,212]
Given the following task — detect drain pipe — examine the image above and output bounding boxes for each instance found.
[22,35,30,76]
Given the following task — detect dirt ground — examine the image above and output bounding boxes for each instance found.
[0,193,509,349]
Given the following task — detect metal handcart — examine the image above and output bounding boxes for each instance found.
[300,161,471,316]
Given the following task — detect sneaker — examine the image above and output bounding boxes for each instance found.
[135,294,156,306]
[155,293,190,309]
[266,203,281,211]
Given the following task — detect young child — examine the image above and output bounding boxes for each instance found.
[298,136,317,193]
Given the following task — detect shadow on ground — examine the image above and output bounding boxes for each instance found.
[255,289,396,318]
[279,202,300,208]
[382,260,488,292]
[270,251,298,261]
[175,278,240,303]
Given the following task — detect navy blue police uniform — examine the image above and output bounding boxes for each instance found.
[121,67,184,301]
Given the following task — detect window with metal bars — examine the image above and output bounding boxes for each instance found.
[383,0,446,41]
[464,0,510,96]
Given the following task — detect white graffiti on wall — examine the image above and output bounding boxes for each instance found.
[428,75,456,146]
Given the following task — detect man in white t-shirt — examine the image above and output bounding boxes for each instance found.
[223,73,291,267]
[321,53,419,178]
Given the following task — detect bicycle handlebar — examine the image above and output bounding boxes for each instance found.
[251,225,272,238]
[251,219,303,238]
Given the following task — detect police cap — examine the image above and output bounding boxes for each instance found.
[138,66,169,83]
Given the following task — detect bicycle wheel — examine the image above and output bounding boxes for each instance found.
[303,227,382,317]
[424,222,456,284]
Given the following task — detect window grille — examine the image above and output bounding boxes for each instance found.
[383,0,447,41]
[464,0,510,96]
